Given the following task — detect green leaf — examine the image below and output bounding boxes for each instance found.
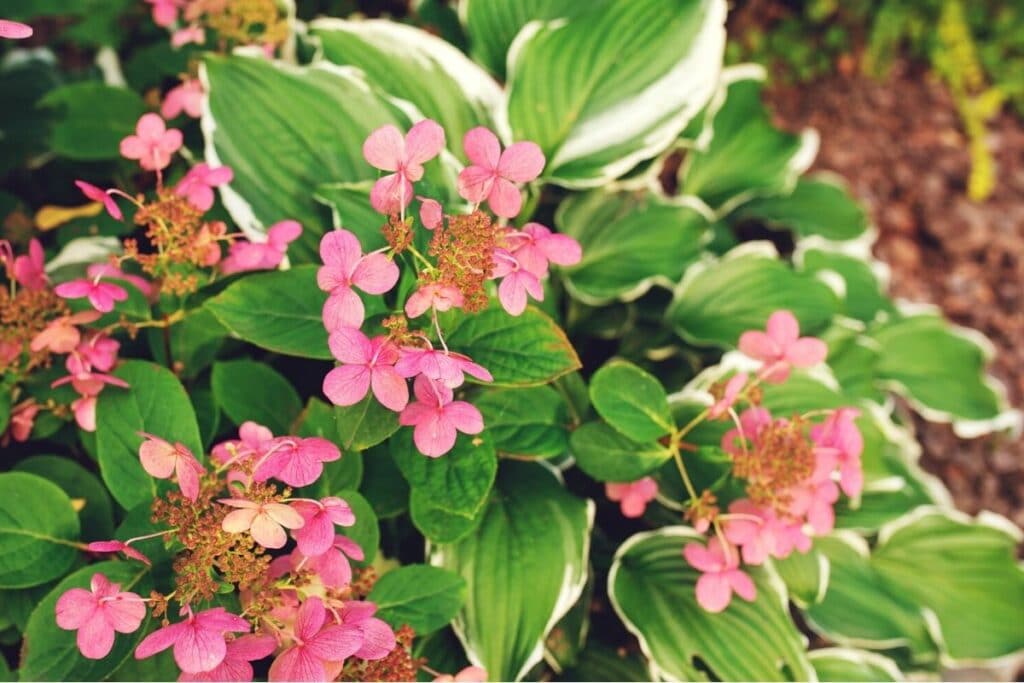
[444,305,581,387]
[429,461,593,681]
[211,360,301,435]
[555,190,710,304]
[411,492,486,544]
[391,431,497,520]
[797,246,895,323]
[571,422,672,483]
[335,394,401,451]
[97,361,203,510]
[334,489,379,564]
[360,446,409,519]
[608,527,813,681]
[20,561,152,681]
[589,360,673,442]
[205,265,345,360]
[369,565,467,635]
[557,644,653,682]
[14,455,114,541]
[148,307,226,380]
[475,385,568,458]
[773,546,828,607]
[506,0,726,186]
[313,182,388,252]
[667,242,839,347]
[39,82,146,160]
[737,175,869,241]
[809,648,904,682]
[0,472,80,588]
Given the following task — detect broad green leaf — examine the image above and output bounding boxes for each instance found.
[608,527,813,681]
[391,431,496,520]
[680,65,818,214]
[506,0,726,186]
[14,455,114,541]
[444,305,581,387]
[555,190,710,304]
[571,423,672,483]
[809,648,903,682]
[20,561,152,681]
[430,461,593,681]
[360,446,409,519]
[773,546,828,607]
[147,307,226,380]
[335,394,401,451]
[589,360,673,442]
[369,565,467,635]
[97,361,202,510]
[668,243,839,347]
[313,183,388,252]
[797,246,894,323]
[544,574,592,671]
[334,489,379,565]
[557,645,653,682]
[411,491,486,545]
[0,472,80,588]
[737,175,869,242]
[314,18,502,158]
[475,385,568,458]
[211,360,301,435]
[39,82,145,160]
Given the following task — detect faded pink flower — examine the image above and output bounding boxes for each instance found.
[86,264,154,298]
[506,223,581,278]
[722,499,780,565]
[605,478,658,518]
[708,372,748,419]
[179,634,277,683]
[721,407,772,456]
[434,666,489,682]
[13,238,47,290]
[75,180,123,220]
[404,282,464,319]
[395,347,492,389]
[56,573,146,659]
[52,368,129,398]
[252,436,341,488]
[74,332,119,373]
[458,127,544,218]
[0,19,32,39]
[285,535,364,588]
[291,497,356,557]
[171,25,205,47]
[317,229,399,330]
[220,498,305,549]
[145,0,181,27]
[54,278,128,313]
[73,396,97,431]
[738,310,827,383]
[87,540,151,566]
[137,432,206,502]
[211,421,275,470]
[492,249,542,316]
[162,78,204,119]
[8,400,39,442]
[176,163,233,211]
[324,327,408,412]
[399,375,483,457]
[135,607,250,674]
[811,407,864,498]
[220,220,302,274]
[268,597,363,682]
[338,601,396,661]
[120,113,183,172]
[683,537,756,613]
[418,197,443,230]
[363,120,445,214]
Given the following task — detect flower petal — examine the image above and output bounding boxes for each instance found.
[695,573,733,613]
[487,177,523,218]
[497,141,545,182]
[362,125,404,172]
[403,119,445,166]
[323,365,372,407]
[462,127,500,169]
[351,253,399,295]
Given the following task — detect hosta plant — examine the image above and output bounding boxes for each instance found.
[1,1,1022,682]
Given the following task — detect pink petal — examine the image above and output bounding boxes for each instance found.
[683,543,720,573]
[404,288,433,319]
[54,280,95,299]
[462,127,500,169]
[222,508,258,533]
[498,274,528,316]
[497,141,545,182]
[695,573,733,613]
[315,549,353,588]
[351,253,399,294]
[785,337,827,367]
[324,364,372,406]
[319,229,363,274]
[486,177,523,218]
[414,412,457,458]
[295,511,334,557]
[354,618,396,660]
[363,125,404,172]
[334,534,365,561]
[267,220,302,251]
[370,173,413,214]
[268,646,324,682]
[371,367,409,412]
[135,622,185,660]
[305,624,363,662]
[264,503,304,529]
[537,233,581,266]
[322,288,366,331]
[737,330,779,361]
[175,455,203,503]
[294,597,327,642]
[227,634,278,662]
[328,326,373,364]
[56,588,98,630]
[419,198,443,230]
[0,19,33,39]
[727,569,757,602]
[251,513,287,549]
[77,613,116,659]
[175,623,229,674]
[139,438,177,478]
[104,596,147,633]
[456,165,495,204]
[403,119,445,166]
[119,135,146,160]
[136,113,167,140]
[766,310,799,346]
[444,401,483,435]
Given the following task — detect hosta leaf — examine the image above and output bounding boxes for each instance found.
[557,645,653,682]
[571,423,672,483]
[506,0,726,186]
[313,182,388,251]
[608,527,813,681]
[14,455,115,541]
[211,360,302,435]
[809,648,904,682]
[796,245,894,323]
[589,360,673,442]
[773,546,828,607]
[369,565,467,635]
[475,385,569,458]
[430,461,593,681]
[0,472,80,588]
[737,175,869,242]
[391,430,497,520]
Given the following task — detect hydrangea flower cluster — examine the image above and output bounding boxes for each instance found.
[320,120,581,457]
[146,0,289,53]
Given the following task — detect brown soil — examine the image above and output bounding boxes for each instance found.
[764,61,1024,526]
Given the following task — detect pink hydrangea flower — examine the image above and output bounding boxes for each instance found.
[56,573,146,659]
[418,197,443,230]
[811,407,864,498]
[722,499,780,565]
[171,25,205,47]
[457,127,545,218]
[13,238,47,290]
[605,478,658,518]
[212,421,275,470]
[283,535,364,588]
[51,368,129,398]
[54,277,129,313]
[29,311,100,355]
[179,635,277,683]
[120,113,183,172]
[291,497,356,557]
[137,432,207,502]
[0,20,32,39]
[135,607,251,674]
[73,395,99,432]
[323,327,408,412]
[787,448,841,536]
[434,666,489,682]
[220,220,301,274]
[75,180,123,220]
[220,498,305,549]
[8,399,39,442]
[74,332,119,373]
[708,372,748,419]
[721,407,772,456]
[252,436,341,488]
[738,310,828,383]
[268,597,363,682]
[144,0,181,27]
[86,264,154,298]
[362,120,445,214]
[338,601,397,661]
[395,348,492,389]
[399,375,484,457]
[505,223,581,278]
[86,540,151,566]
[162,79,204,119]
[683,538,757,613]
[317,229,399,330]
[176,163,233,211]
[492,249,543,316]
[404,282,464,319]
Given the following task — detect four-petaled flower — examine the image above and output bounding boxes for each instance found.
[135,607,251,674]
[291,497,356,557]
[683,537,757,613]
[738,310,827,383]
[75,180,124,220]
[505,223,581,277]
[317,230,399,330]
[56,573,146,659]
[605,478,658,518]
[395,347,492,389]
[252,436,341,488]
[323,327,408,412]
[54,278,129,313]
[120,113,183,172]
[363,120,445,214]
[162,78,204,119]
[220,498,305,549]
[457,127,544,218]
[176,163,233,211]
[399,376,483,457]
[13,238,47,290]
[178,635,278,683]
[220,220,302,274]
[268,597,363,682]
[137,432,207,502]
[492,249,543,316]
[338,601,397,661]
[810,407,864,498]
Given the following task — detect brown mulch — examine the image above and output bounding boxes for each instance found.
[764,61,1024,527]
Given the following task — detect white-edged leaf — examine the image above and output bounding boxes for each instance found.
[809,648,904,682]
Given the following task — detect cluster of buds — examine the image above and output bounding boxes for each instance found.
[319,120,581,457]
[145,0,289,53]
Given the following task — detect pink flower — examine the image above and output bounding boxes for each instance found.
[29,311,101,355]
[338,601,396,660]
[286,535,364,588]
[434,666,489,682]
[211,421,275,470]
[605,478,658,518]
[176,163,233,211]
[120,113,183,172]
[171,25,205,47]
[135,607,250,674]
[138,432,206,502]
[787,450,841,537]
[220,498,305,549]
[708,372,747,419]
[506,223,581,278]
[721,407,772,455]
[73,396,97,431]
[683,538,757,613]
[323,327,408,412]
[179,635,277,683]
[395,347,492,389]
[811,408,864,498]
[268,597,363,682]
[0,19,32,39]
[722,499,781,565]
[252,436,341,488]
[145,0,182,27]
[87,540,152,566]
[220,220,302,274]
[404,282,464,319]
[458,127,545,218]
[162,79,204,119]
[86,263,154,298]
[13,238,47,290]
[418,197,443,230]
[75,181,123,220]
[56,573,146,660]
[75,332,119,372]
[738,310,828,383]
[492,249,543,316]
[362,120,445,214]
[54,278,129,313]
[291,497,356,557]
[317,230,399,330]
[52,368,129,398]
[8,400,39,442]
[399,375,484,457]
